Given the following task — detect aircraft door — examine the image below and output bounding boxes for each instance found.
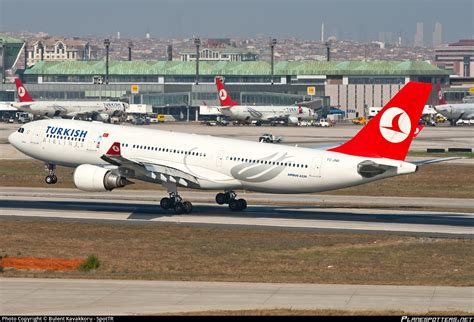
[309,157,322,177]
[216,150,225,167]
[29,126,41,144]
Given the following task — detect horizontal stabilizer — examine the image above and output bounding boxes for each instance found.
[411,157,463,165]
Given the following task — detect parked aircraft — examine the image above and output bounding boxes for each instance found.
[215,77,314,125]
[9,82,457,214]
[11,78,127,122]
[434,83,474,125]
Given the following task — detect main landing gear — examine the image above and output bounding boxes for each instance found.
[215,191,247,211]
[44,163,58,184]
[160,192,193,215]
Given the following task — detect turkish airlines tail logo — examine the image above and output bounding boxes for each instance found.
[14,78,34,102]
[329,82,432,161]
[379,108,411,144]
[106,142,121,156]
[215,77,239,107]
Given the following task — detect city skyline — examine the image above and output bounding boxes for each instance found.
[1,0,472,45]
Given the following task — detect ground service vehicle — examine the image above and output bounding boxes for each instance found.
[352,116,367,125]
[259,133,283,143]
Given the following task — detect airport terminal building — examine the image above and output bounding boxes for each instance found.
[0,60,449,120]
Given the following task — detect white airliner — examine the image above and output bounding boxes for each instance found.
[215,78,314,125]
[8,82,456,214]
[11,78,127,122]
[434,84,474,125]
[0,102,17,111]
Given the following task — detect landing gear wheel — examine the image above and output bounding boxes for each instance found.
[237,199,247,210]
[160,197,173,210]
[216,193,227,205]
[183,201,193,214]
[44,163,57,185]
[229,200,240,211]
[174,202,185,214]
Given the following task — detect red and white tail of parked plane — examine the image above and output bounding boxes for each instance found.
[215,77,239,107]
[14,78,34,102]
[436,82,447,105]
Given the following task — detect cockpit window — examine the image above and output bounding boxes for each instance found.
[17,128,25,133]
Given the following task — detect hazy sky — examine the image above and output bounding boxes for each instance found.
[1,0,472,44]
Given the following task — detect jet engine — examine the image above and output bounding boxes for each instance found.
[73,164,132,192]
[288,116,299,124]
[92,112,111,122]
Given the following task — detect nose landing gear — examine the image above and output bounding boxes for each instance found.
[216,191,247,211]
[44,163,57,184]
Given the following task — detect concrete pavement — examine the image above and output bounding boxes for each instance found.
[1,278,473,315]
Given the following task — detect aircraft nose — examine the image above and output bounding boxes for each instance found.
[8,131,19,148]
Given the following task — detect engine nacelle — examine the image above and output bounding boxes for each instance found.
[73,164,131,192]
[288,116,299,124]
[93,113,110,122]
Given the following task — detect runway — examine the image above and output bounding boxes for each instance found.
[1,187,472,238]
[1,278,473,315]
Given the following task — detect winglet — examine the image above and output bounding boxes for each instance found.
[14,78,34,102]
[215,77,239,107]
[106,142,121,156]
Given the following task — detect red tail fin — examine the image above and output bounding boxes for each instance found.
[436,82,446,105]
[215,77,239,107]
[328,82,432,161]
[106,142,121,156]
[14,78,34,102]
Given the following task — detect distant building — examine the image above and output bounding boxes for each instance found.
[432,22,442,47]
[434,39,474,77]
[180,39,258,62]
[0,33,23,92]
[414,22,424,47]
[6,60,448,121]
[26,37,97,66]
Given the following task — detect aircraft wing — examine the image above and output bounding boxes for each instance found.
[101,150,200,188]
[0,104,19,111]
[411,157,464,165]
[99,142,238,189]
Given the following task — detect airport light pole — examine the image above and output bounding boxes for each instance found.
[194,37,200,85]
[1,41,5,84]
[128,41,133,61]
[23,41,28,82]
[38,42,44,61]
[270,38,277,85]
[104,38,110,84]
[325,41,331,61]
